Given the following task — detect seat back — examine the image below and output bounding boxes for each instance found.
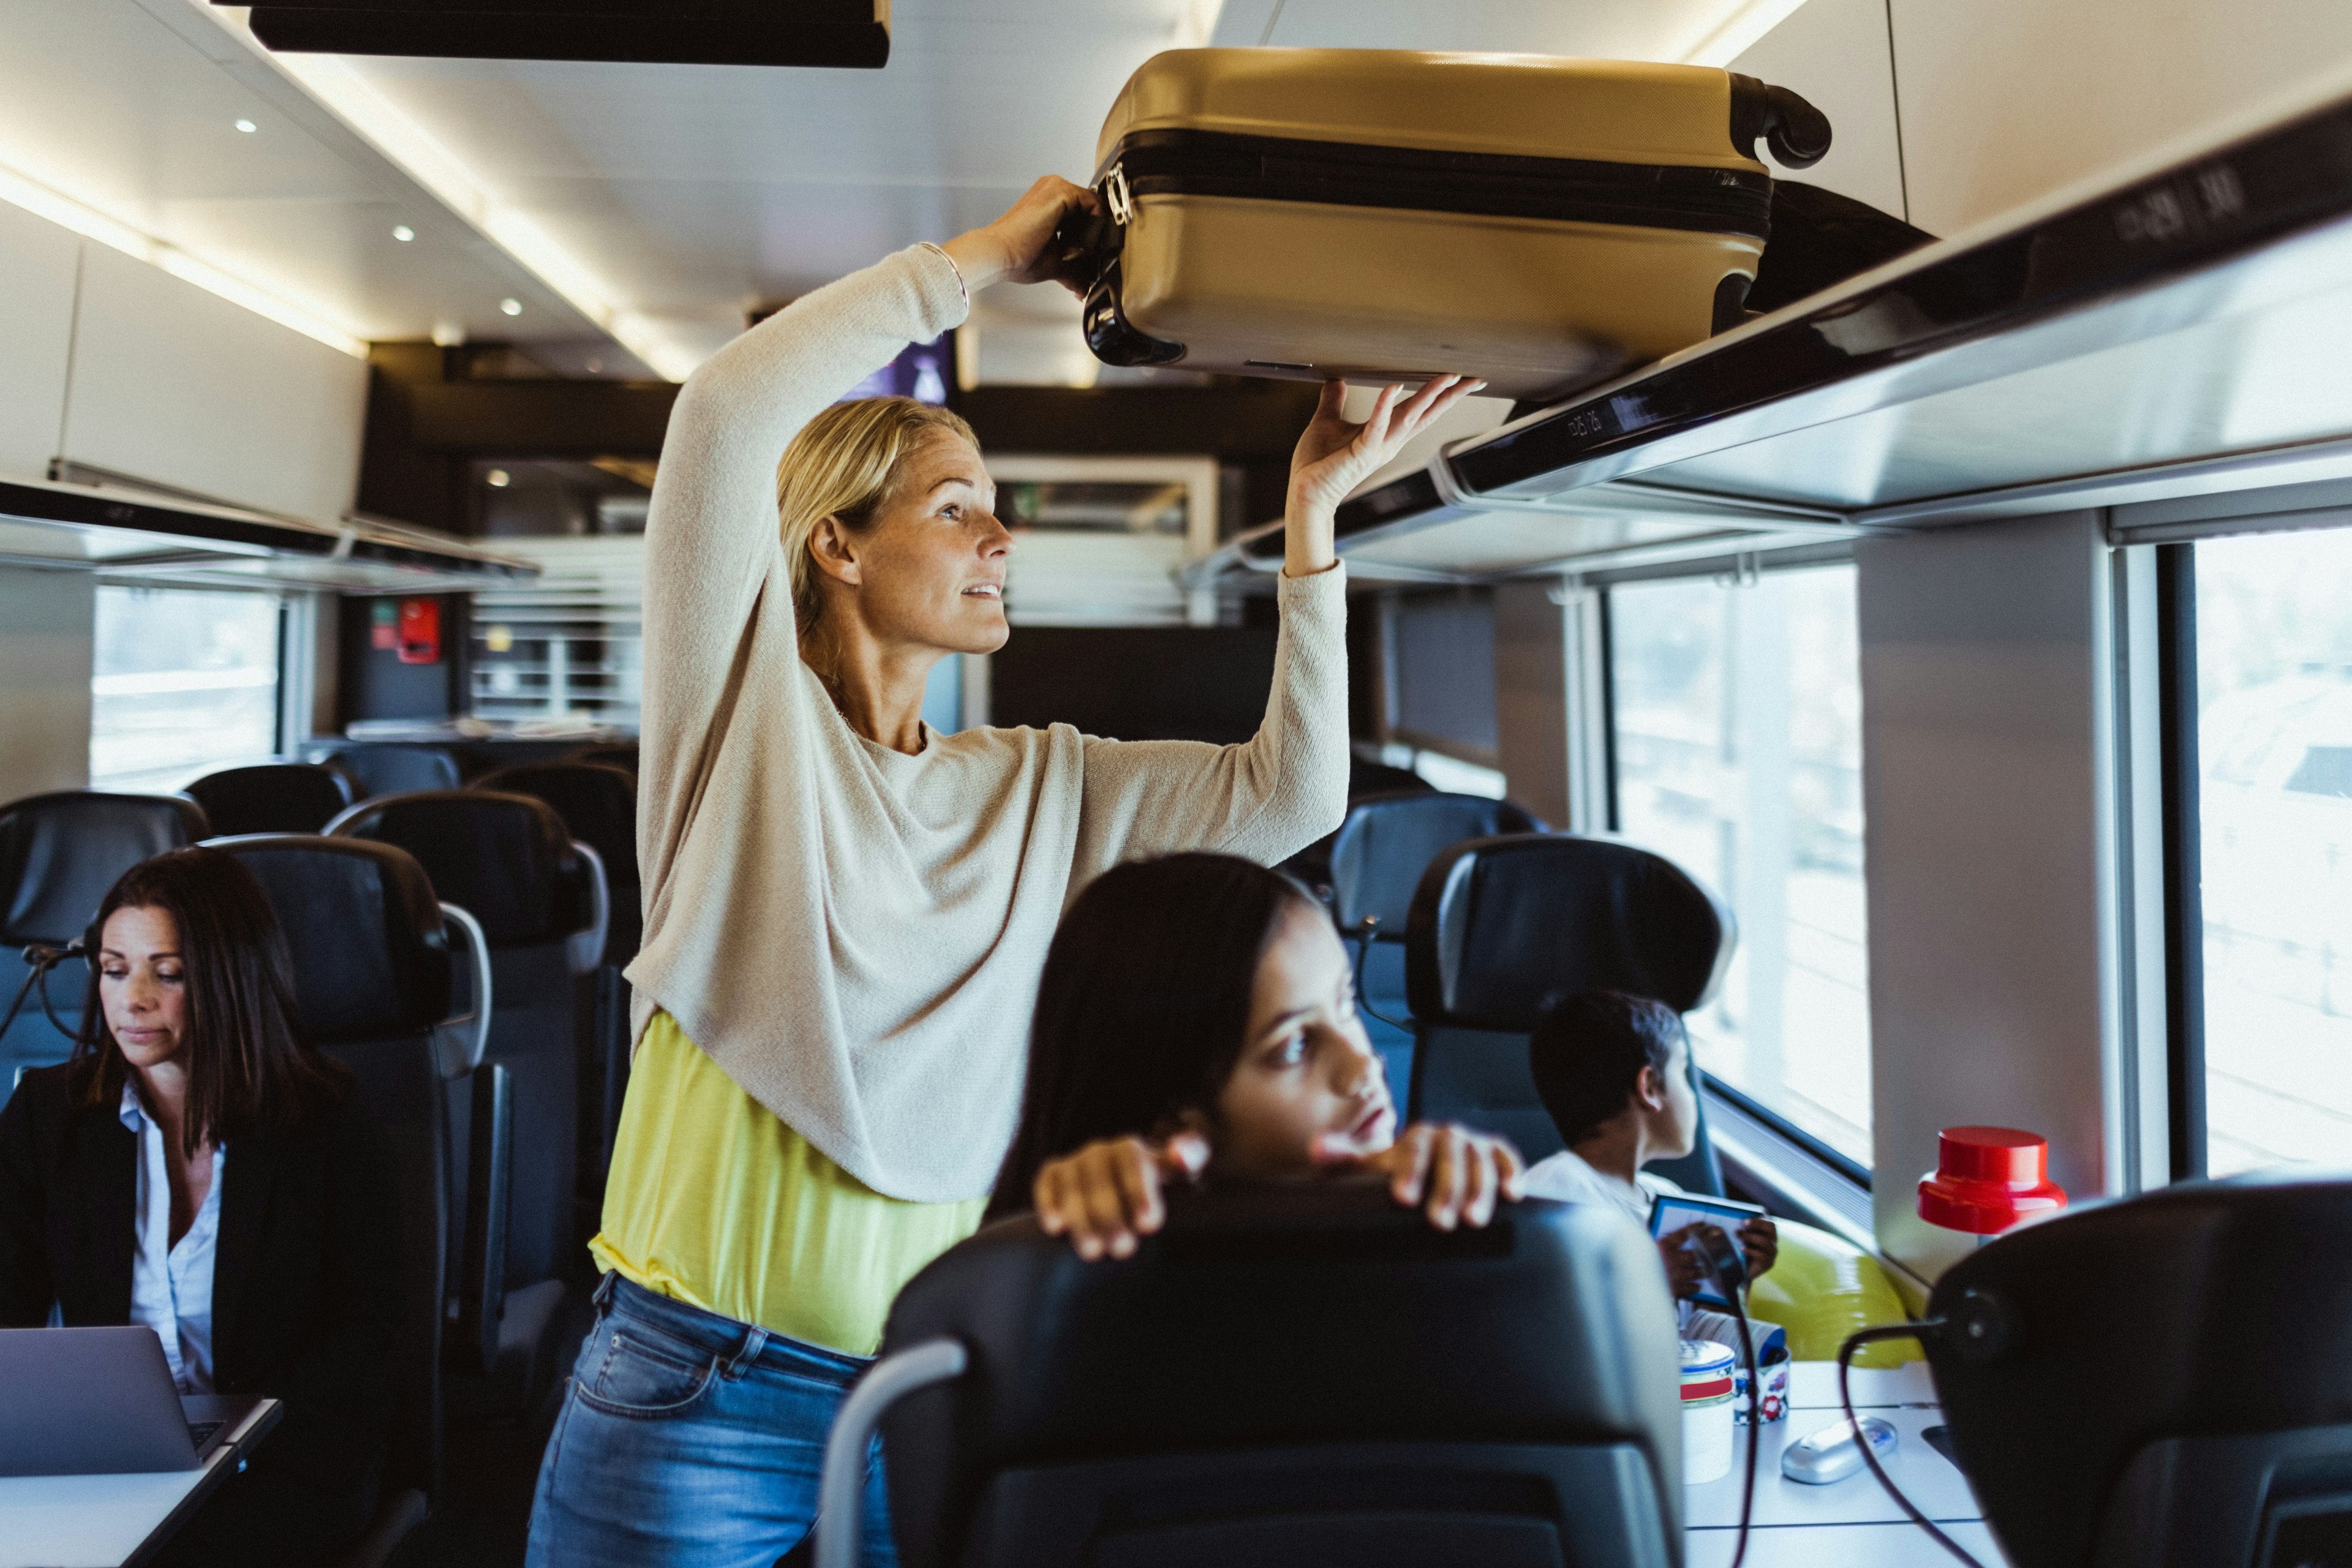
[0,791,208,1085]
[564,742,639,775]
[214,835,450,1512]
[307,742,462,799]
[1324,793,1544,1104]
[184,763,356,837]
[878,1183,1683,1568]
[1927,1173,2352,1568]
[473,760,641,1200]
[1405,835,1735,1191]
[329,791,597,1290]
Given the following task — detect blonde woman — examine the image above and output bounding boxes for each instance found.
[523,176,1479,1568]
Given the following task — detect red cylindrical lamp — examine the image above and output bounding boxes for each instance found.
[1917,1125,2067,1236]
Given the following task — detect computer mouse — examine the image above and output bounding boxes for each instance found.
[1780,1415,1898,1484]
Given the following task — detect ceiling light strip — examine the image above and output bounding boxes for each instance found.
[0,160,369,358]
[263,47,705,381]
[1680,0,1814,66]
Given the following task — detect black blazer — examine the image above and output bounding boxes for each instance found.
[0,1062,404,1493]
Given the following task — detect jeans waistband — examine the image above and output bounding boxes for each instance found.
[595,1272,873,1381]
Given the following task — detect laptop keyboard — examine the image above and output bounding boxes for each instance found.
[186,1420,224,1452]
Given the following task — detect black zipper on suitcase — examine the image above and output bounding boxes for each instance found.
[1096,128,1774,239]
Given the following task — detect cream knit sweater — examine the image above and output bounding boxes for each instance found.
[625,245,1351,1204]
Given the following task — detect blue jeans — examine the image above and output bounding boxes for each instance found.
[526,1275,897,1568]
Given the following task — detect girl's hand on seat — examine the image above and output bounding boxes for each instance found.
[1327,1121,1523,1232]
[1033,1131,1210,1261]
[941,176,1101,296]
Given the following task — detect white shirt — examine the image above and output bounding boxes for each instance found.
[1523,1148,1731,1339]
[119,1081,224,1394]
[1522,1147,1681,1222]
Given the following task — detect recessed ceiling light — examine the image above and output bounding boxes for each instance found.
[499,296,522,317]
[392,224,415,242]
[585,358,603,373]
[234,118,258,134]
[486,469,512,488]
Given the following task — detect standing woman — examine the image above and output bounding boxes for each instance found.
[0,848,401,1567]
[524,175,1479,1568]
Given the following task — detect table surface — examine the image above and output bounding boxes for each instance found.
[1687,1360,2012,1567]
[0,1398,278,1568]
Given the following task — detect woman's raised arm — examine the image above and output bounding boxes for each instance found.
[1073,375,1482,868]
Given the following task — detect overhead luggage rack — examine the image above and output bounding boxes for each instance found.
[1228,64,2352,582]
[0,472,537,592]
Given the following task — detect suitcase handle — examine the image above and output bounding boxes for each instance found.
[1730,75,1833,170]
[1051,196,1123,288]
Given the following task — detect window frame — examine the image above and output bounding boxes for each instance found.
[1594,543,1872,1186]
[2154,541,2209,1182]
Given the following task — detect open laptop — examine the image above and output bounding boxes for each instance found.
[0,1326,260,1476]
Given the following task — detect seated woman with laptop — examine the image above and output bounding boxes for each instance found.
[0,847,401,1567]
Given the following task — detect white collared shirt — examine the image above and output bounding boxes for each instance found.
[119,1080,224,1394]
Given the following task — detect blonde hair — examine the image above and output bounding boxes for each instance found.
[776,396,979,627]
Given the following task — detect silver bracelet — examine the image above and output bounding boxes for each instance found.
[918,240,968,305]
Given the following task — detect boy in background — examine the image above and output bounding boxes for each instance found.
[1523,990,1777,1324]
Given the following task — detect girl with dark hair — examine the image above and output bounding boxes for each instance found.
[990,853,1523,1256]
[0,846,402,1568]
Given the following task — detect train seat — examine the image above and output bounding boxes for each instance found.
[184,761,358,837]
[564,742,640,775]
[1327,792,1546,1102]
[0,790,209,1088]
[1274,757,1434,899]
[1404,834,1735,1193]
[305,742,462,799]
[216,835,459,1567]
[473,760,640,1188]
[818,1182,1684,1568]
[326,790,604,1417]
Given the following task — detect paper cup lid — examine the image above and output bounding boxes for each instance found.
[1680,1338,1736,1403]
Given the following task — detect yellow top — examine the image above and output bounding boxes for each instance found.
[589,1012,988,1355]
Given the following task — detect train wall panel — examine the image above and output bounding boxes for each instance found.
[1890,0,2352,237]
[0,204,80,485]
[61,242,366,525]
[0,567,96,805]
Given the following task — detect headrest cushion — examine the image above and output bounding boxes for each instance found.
[0,791,209,945]
[1330,791,1543,932]
[1404,835,1735,1028]
[328,790,590,946]
[214,835,451,1040]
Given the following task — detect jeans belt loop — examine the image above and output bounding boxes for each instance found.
[591,1271,619,1312]
[722,1325,769,1381]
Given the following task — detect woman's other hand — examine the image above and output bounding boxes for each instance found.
[1283,375,1485,576]
[1033,1130,1209,1261]
[941,176,1101,296]
[1739,1214,1779,1282]
[1319,1120,1523,1232]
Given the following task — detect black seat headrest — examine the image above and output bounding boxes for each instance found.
[307,742,461,799]
[213,835,451,1040]
[1405,835,1735,1030]
[185,763,356,838]
[565,742,639,776]
[0,791,210,945]
[472,763,638,883]
[879,1182,1682,1567]
[328,790,591,948]
[1330,791,1545,935]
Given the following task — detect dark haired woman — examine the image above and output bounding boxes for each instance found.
[0,847,402,1567]
[990,853,1523,1256]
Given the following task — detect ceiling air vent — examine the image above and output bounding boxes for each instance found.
[226,0,891,68]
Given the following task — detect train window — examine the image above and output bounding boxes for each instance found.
[1607,564,1871,1170]
[2188,529,2352,1175]
[89,586,283,793]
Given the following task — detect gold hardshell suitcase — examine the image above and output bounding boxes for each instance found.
[1061,50,1831,400]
